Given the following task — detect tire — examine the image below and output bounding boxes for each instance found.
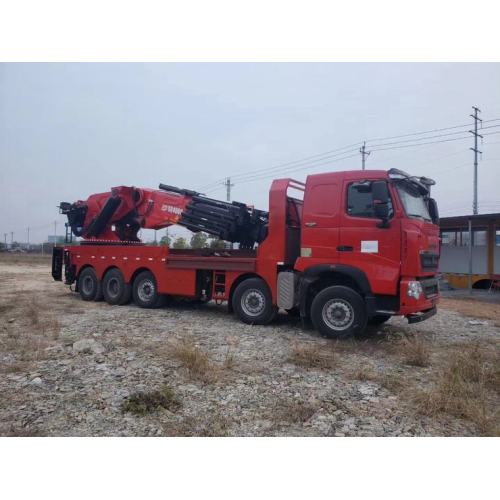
[77,267,102,302]
[368,314,391,326]
[232,278,277,325]
[102,268,131,305]
[132,271,165,308]
[310,285,367,339]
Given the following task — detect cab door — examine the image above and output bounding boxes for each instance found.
[299,180,341,266]
[338,179,401,295]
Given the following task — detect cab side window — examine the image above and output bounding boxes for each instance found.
[347,181,393,219]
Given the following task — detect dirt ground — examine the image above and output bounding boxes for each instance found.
[0,254,499,436]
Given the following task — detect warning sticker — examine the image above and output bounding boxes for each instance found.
[361,240,378,253]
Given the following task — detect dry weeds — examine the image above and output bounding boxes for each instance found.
[380,372,407,393]
[163,412,230,436]
[440,297,500,322]
[272,398,318,424]
[414,344,499,435]
[0,253,51,266]
[350,365,377,381]
[168,338,222,383]
[0,294,61,371]
[396,336,431,367]
[288,342,336,370]
[121,385,181,415]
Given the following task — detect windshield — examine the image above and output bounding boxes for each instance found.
[395,182,431,221]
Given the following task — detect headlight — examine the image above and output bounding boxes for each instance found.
[407,281,423,299]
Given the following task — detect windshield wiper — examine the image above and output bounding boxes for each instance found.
[407,213,431,221]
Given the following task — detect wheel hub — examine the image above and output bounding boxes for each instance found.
[241,289,265,316]
[82,276,93,294]
[108,278,119,297]
[322,299,354,331]
[138,279,155,302]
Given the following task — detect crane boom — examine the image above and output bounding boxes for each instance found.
[59,183,269,248]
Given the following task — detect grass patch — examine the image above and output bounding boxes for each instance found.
[288,342,336,370]
[0,253,51,266]
[121,385,181,415]
[380,372,407,393]
[396,336,431,367]
[414,345,499,435]
[273,399,318,424]
[169,339,220,383]
[350,365,377,381]
[163,413,230,437]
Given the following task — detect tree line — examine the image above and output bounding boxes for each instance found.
[156,232,225,250]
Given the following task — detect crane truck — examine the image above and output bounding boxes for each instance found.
[52,168,440,339]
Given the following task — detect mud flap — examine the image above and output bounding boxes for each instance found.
[52,247,63,281]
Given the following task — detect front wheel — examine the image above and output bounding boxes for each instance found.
[232,278,277,325]
[310,286,367,339]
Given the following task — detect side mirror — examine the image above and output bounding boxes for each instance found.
[374,202,389,220]
[428,198,439,225]
[372,181,390,228]
[372,180,389,203]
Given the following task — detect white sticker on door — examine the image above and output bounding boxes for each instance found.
[361,240,378,253]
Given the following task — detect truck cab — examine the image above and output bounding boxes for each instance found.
[284,168,440,337]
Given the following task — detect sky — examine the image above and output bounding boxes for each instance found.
[1,62,500,244]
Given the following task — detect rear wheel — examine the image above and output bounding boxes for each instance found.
[310,285,367,339]
[132,271,165,308]
[102,268,131,305]
[78,267,102,301]
[232,278,277,325]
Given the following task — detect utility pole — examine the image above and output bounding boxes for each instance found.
[27,227,30,251]
[469,106,482,215]
[223,177,234,202]
[360,141,370,170]
[10,231,14,246]
[3,233,7,248]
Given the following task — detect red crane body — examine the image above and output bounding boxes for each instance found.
[64,186,192,242]
[53,169,440,339]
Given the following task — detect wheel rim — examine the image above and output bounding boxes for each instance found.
[241,289,265,317]
[82,276,94,295]
[322,299,354,331]
[108,277,120,298]
[138,279,155,302]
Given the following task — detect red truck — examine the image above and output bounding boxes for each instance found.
[52,168,440,338]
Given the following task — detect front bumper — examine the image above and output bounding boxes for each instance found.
[398,277,439,322]
[407,306,437,324]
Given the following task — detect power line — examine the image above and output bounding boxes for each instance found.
[198,141,363,191]
[369,130,500,153]
[365,117,500,143]
[204,130,500,192]
[203,147,361,192]
[366,122,475,143]
[367,127,491,149]
[214,152,361,189]
[199,118,500,191]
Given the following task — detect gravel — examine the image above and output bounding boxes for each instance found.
[0,260,498,436]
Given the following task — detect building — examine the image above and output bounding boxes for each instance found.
[439,212,500,289]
